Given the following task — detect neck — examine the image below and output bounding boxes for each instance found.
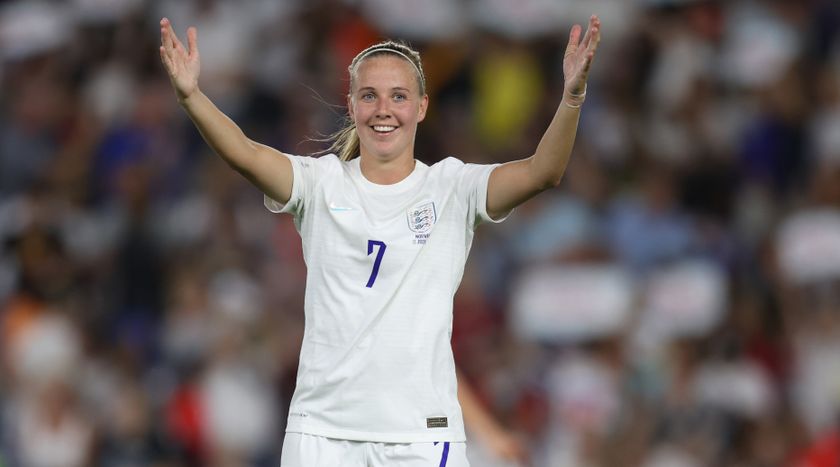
[359,153,416,185]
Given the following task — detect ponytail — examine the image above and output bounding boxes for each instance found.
[328,120,360,161]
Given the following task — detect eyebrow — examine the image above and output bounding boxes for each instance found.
[357,86,411,93]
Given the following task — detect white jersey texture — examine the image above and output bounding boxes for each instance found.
[265,154,505,443]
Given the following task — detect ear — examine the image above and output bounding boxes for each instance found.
[417,94,429,123]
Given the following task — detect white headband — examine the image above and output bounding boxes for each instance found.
[354,47,425,89]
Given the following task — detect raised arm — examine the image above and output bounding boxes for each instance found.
[159,18,293,204]
[485,16,601,220]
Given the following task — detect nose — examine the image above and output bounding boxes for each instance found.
[374,98,391,119]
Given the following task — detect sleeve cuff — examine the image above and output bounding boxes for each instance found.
[263,153,301,214]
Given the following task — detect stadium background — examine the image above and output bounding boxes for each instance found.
[1,0,840,465]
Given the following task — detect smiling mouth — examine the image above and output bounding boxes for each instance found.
[372,125,398,134]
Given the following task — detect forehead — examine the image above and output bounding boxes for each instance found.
[352,54,420,93]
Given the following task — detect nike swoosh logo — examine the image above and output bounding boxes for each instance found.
[329,202,356,212]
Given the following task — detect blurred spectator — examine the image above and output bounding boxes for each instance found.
[605,161,697,272]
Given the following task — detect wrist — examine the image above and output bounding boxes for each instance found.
[562,84,587,109]
[177,88,200,107]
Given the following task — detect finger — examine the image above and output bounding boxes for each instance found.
[582,39,600,76]
[160,18,170,48]
[581,16,599,51]
[160,18,176,53]
[160,29,177,69]
[159,45,169,66]
[170,27,187,55]
[160,18,180,54]
[589,29,601,56]
[161,18,185,54]
[580,23,594,51]
[186,26,199,59]
[585,22,601,61]
[159,45,175,74]
[584,16,601,51]
[564,24,582,58]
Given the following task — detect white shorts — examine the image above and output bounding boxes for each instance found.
[280,432,470,467]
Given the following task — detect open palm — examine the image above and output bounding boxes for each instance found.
[563,15,601,97]
[159,18,200,101]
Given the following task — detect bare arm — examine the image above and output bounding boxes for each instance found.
[159,18,293,204]
[486,16,601,220]
[458,369,529,464]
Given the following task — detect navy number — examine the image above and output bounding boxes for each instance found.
[366,240,387,288]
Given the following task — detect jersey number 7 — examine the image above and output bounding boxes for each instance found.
[366,240,387,288]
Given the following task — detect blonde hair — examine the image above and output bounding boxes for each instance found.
[328,40,426,161]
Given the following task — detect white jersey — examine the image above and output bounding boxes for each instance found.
[265,154,505,443]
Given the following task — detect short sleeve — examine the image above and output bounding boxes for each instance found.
[263,153,315,216]
[458,162,512,228]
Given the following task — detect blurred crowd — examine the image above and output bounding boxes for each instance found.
[1,0,840,466]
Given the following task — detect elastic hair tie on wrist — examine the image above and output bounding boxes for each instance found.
[564,84,587,109]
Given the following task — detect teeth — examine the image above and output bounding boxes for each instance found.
[373,125,396,133]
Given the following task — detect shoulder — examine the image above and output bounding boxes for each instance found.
[427,156,472,178]
[429,156,466,169]
[290,153,347,175]
[430,156,499,171]
[429,156,498,182]
[299,153,341,167]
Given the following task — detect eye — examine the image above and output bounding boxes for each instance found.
[361,92,375,102]
[393,93,407,102]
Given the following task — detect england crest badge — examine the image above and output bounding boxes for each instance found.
[407,201,436,243]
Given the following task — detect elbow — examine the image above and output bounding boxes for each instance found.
[529,155,565,190]
[535,171,564,191]
[545,173,565,189]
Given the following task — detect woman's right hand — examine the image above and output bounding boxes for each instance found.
[159,18,200,102]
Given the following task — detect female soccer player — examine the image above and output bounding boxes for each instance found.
[160,14,600,467]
